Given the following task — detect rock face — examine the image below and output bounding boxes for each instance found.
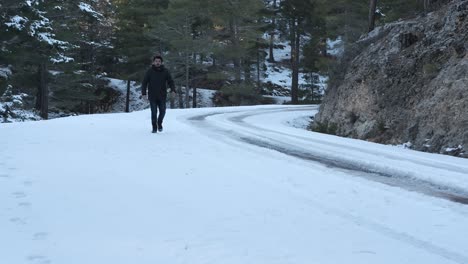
[314,0,468,157]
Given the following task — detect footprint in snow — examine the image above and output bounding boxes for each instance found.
[23,181,33,187]
[12,191,27,199]
[33,232,48,240]
[10,217,27,225]
[18,202,32,208]
[27,255,51,264]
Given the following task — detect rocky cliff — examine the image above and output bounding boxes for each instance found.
[314,0,468,157]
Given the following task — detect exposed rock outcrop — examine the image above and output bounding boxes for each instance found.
[314,0,468,157]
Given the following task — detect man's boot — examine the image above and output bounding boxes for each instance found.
[152,121,158,133]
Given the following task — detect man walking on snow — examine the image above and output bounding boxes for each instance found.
[141,55,176,133]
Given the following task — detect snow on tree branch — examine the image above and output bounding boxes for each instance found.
[50,53,75,64]
[5,16,28,30]
[78,2,104,20]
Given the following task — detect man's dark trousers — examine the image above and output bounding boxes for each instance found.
[150,98,166,129]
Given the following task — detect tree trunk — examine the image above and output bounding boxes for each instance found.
[177,86,184,109]
[268,0,277,62]
[230,18,241,81]
[368,0,378,32]
[233,59,241,82]
[257,38,261,90]
[39,62,48,119]
[125,79,130,112]
[35,78,42,111]
[244,59,251,82]
[192,50,197,107]
[290,19,299,105]
[184,15,190,108]
[169,93,175,109]
[268,34,275,62]
[185,52,190,108]
[192,87,197,108]
[343,6,350,52]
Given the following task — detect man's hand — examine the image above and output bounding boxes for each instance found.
[140,94,148,101]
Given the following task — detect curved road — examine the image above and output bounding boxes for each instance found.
[188,105,468,204]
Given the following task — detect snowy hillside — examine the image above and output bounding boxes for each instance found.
[263,40,328,97]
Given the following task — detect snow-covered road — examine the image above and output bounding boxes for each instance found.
[188,105,468,203]
[1,105,468,264]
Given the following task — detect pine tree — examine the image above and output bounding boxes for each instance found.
[150,0,212,108]
[262,0,279,62]
[208,0,264,82]
[0,0,75,118]
[111,0,169,80]
[279,0,321,104]
[48,0,117,114]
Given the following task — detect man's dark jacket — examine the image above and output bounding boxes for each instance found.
[141,65,176,100]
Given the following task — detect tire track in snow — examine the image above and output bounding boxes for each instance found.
[188,106,468,205]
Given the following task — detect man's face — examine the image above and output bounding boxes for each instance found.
[153,58,162,67]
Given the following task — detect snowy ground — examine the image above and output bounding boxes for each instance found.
[261,37,329,98]
[1,105,468,264]
[263,40,320,95]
